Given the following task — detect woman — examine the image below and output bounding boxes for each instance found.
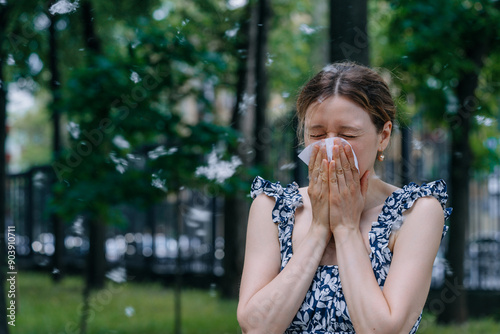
[237,62,452,334]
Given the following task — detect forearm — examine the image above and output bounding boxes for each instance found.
[238,226,328,334]
[334,227,396,333]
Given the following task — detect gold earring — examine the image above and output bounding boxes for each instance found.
[377,151,385,162]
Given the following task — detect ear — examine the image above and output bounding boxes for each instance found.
[378,121,392,151]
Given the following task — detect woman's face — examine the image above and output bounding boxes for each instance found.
[304,95,391,176]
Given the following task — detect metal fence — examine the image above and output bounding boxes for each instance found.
[6,165,224,278]
[464,169,500,290]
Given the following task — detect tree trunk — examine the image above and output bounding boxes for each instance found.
[81,0,105,290]
[48,2,65,283]
[437,41,487,323]
[222,195,249,299]
[221,4,252,300]
[220,0,271,299]
[86,218,106,289]
[253,0,271,166]
[400,125,412,186]
[329,0,369,65]
[437,82,472,324]
[174,195,183,334]
[0,3,11,333]
[82,0,101,54]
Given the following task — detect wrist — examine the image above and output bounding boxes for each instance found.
[309,223,331,245]
[332,225,359,240]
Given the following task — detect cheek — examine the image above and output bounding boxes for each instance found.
[351,142,377,173]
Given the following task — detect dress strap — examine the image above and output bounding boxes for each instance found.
[250,176,303,225]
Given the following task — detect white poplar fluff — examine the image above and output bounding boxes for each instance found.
[195,150,242,184]
[49,0,79,15]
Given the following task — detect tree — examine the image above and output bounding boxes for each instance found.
[0,3,11,331]
[329,0,369,65]
[47,1,66,282]
[221,0,273,298]
[49,3,242,332]
[52,0,240,281]
[378,0,500,323]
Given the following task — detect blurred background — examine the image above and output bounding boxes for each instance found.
[1,0,500,333]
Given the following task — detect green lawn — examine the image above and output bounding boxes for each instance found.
[418,313,500,334]
[11,271,240,334]
[9,271,500,334]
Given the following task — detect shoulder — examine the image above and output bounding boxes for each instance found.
[249,191,276,214]
[246,182,280,250]
[402,179,449,205]
[250,176,287,199]
[404,195,444,223]
[396,184,448,241]
[384,180,451,246]
[391,179,451,220]
[249,176,303,220]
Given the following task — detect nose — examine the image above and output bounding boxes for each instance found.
[326,133,337,139]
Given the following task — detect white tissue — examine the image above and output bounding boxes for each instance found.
[298,137,359,171]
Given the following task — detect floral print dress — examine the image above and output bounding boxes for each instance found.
[250,176,452,334]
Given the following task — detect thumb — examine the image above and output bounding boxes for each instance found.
[360,171,370,198]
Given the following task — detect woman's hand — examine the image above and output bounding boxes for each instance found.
[328,139,370,234]
[307,143,332,242]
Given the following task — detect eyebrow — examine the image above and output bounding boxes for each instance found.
[308,124,363,132]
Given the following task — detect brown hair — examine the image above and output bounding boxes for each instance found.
[296,62,396,144]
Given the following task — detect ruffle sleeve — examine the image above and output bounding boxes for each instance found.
[250,176,303,225]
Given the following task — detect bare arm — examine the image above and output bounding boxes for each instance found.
[329,141,446,333]
[237,194,329,334]
[238,146,331,334]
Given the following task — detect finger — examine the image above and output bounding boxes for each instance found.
[321,159,329,182]
[317,155,326,186]
[329,160,338,189]
[339,144,354,187]
[320,159,329,195]
[316,145,326,171]
[313,146,328,192]
[344,144,360,182]
[333,144,347,189]
[309,145,322,184]
[329,160,340,209]
[308,144,319,176]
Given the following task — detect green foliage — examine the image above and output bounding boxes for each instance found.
[269,1,327,95]
[373,0,500,172]
[51,5,242,225]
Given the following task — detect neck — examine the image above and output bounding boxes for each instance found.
[363,171,391,212]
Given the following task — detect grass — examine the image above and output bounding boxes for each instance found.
[9,271,500,334]
[418,312,500,334]
[11,271,240,334]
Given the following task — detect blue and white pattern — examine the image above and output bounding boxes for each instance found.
[251,176,452,334]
